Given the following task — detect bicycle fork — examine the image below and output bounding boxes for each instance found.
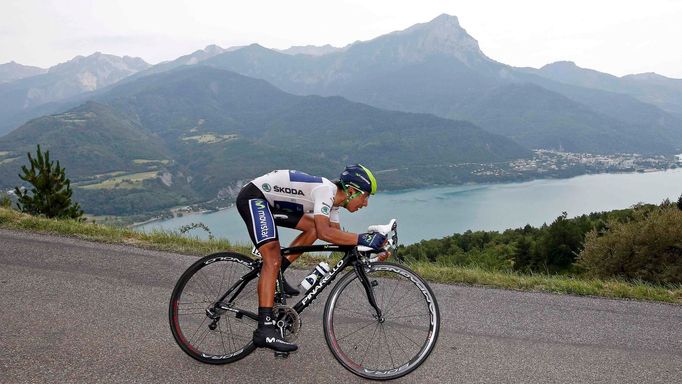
[353,262,384,323]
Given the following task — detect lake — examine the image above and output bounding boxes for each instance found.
[138,168,682,245]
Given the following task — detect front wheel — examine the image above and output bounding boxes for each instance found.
[323,262,440,380]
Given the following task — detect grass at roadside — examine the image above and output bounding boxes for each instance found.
[0,207,247,256]
[409,263,681,304]
[1,207,680,304]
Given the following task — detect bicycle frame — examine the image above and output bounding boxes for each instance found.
[210,244,383,323]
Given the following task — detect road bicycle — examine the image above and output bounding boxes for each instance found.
[168,219,440,380]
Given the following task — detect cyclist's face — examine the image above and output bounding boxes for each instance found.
[346,189,369,212]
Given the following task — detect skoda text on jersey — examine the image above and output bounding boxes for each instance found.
[249,199,276,244]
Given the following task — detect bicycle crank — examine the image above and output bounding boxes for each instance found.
[273,304,301,341]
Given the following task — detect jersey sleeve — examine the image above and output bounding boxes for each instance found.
[329,207,340,223]
[311,185,335,219]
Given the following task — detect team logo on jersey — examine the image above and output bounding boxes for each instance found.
[261,183,271,192]
[274,185,305,195]
[321,206,330,215]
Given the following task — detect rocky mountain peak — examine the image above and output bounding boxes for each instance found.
[49,52,149,75]
[0,61,48,83]
[541,61,579,70]
[203,44,225,55]
[279,44,345,56]
[356,13,494,68]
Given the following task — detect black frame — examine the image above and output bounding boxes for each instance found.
[210,244,383,323]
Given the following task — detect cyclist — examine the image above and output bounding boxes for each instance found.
[236,164,386,352]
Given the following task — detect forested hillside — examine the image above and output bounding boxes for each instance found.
[400,198,682,284]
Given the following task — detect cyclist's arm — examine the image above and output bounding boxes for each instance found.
[314,214,356,245]
[330,222,341,230]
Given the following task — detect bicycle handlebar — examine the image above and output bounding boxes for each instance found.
[357,218,398,253]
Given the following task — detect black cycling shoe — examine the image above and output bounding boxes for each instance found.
[282,275,300,296]
[253,326,298,352]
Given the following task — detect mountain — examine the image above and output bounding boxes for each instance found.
[0,66,530,215]
[0,61,47,83]
[530,61,682,118]
[196,14,682,154]
[132,45,227,77]
[278,44,347,56]
[0,52,150,136]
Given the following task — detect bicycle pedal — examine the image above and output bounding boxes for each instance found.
[274,351,290,359]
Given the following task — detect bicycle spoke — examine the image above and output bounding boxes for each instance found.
[335,319,378,342]
[359,322,380,366]
[218,261,228,300]
[387,313,427,320]
[385,291,426,317]
[198,269,218,297]
[377,276,401,317]
[381,324,396,369]
[385,324,411,362]
[217,319,228,355]
[190,319,210,347]
[332,306,374,318]
[223,315,236,352]
[177,310,210,316]
[390,325,422,348]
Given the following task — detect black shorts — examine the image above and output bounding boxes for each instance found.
[236,183,304,247]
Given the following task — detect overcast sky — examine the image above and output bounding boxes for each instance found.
[2,0,681,78]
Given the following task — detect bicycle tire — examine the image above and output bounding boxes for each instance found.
[169,251,259,364]
[323,262,440,380]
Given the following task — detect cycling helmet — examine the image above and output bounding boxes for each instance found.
[340,164,377,195]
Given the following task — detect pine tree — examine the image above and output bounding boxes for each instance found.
[677,193,682,211]
[14,145,84,220]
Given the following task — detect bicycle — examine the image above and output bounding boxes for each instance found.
[168,219,440,380]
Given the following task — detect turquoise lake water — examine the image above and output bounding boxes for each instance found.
[138,168,682,245]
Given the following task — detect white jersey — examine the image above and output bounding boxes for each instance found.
[251,170,340,223]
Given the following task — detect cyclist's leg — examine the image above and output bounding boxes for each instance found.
[284,214,317,264]
[278,215,317,296]
[235,186,297,352]
[253,241,297,352]
[267,212,316,294]
[257,240,281,308]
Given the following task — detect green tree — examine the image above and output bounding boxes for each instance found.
[512,236,534,271]
[677,193,682,211]
[14,145,84,220]
[578,206,682,284]
[536,212,584,273]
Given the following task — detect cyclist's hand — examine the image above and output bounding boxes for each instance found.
[357,232,387,251]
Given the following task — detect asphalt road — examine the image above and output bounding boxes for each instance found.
[1,229,681,383]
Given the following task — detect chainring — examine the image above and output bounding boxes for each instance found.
[273,304,302,341]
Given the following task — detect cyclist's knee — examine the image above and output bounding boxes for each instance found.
[303,227,317,242]
[259,241,281,268]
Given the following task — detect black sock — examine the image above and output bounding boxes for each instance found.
[258,307,274,328]
[280,256,291,273]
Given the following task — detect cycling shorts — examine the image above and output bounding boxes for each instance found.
[236,182,303,247]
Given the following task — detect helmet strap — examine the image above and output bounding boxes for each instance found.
[340,183,363,207]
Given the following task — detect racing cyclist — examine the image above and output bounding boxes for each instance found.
[235,165,386,352]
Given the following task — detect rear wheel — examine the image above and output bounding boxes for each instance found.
[323,262,440,380]
[169,252,259,364]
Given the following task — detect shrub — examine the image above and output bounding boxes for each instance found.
[1,192,11,209]
[578,206,682,284]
